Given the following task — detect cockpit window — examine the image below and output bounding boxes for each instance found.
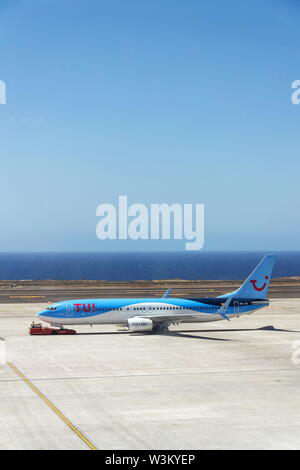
[46,307,57,311]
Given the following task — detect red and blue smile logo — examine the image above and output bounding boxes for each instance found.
[250,276,269,292]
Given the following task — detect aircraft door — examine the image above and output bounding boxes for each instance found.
[66,303,73,316]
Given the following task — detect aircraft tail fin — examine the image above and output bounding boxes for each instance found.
[218,254,275,300]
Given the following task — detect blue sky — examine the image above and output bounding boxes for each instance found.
[0,0,299,251]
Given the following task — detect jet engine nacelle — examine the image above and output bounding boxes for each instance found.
[127,317,153,332]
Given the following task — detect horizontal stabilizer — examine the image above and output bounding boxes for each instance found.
[217,297,232,321]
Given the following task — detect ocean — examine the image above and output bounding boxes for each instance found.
[0,251,299,281]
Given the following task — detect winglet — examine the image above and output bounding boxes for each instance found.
[217,297,232,321]
[163,288,172,298]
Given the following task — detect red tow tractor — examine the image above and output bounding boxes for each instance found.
[29,322,76,336]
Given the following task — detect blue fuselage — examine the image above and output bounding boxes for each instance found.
[36,297,268,326]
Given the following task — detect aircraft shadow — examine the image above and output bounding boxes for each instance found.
[76,330,231,341]
[176,325,300,334]
[77,331,128,336]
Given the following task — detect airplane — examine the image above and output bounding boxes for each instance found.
[36,254,275,333]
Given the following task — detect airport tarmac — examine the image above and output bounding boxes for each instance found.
[0,299,300,450]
